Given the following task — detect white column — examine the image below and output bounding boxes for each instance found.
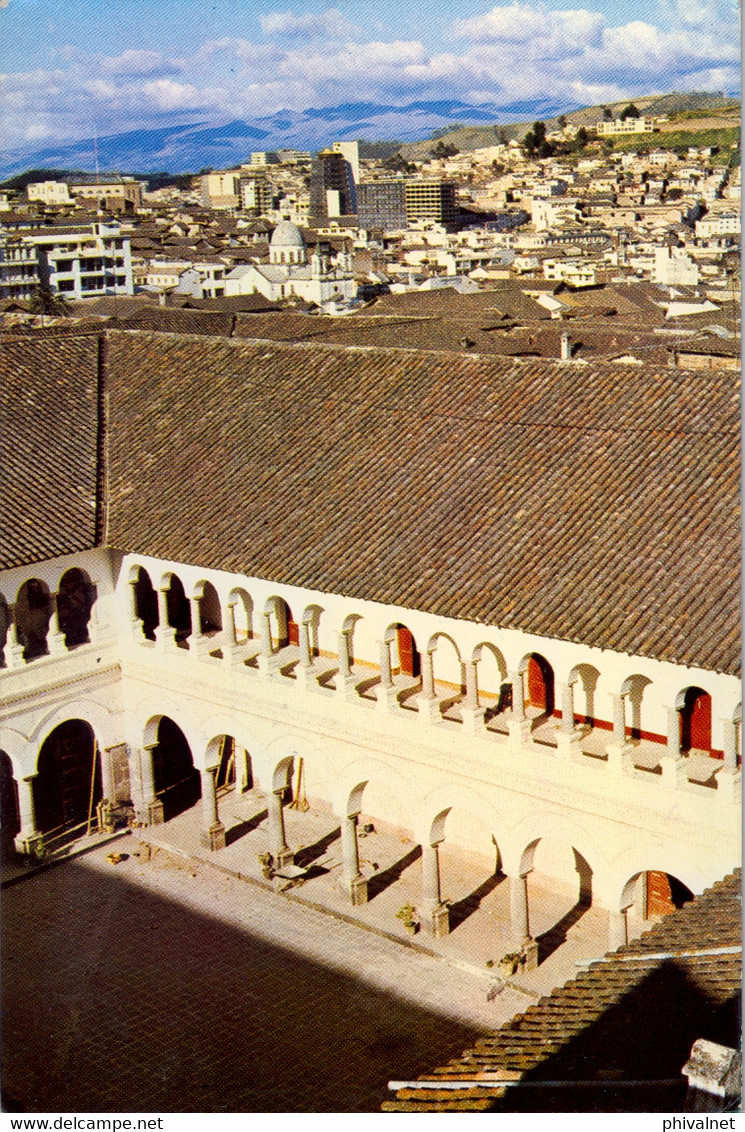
[721,719,738,770]
[48,592,67,656]
[460,659,486,733]
[5,609,26,668]
[379,638,392,688]
[138,745,164,824]
[421,649,435,699]
[667,707,681,757]
[510,670,525,719]
[421,840,450,937]
[337,631,352,680]
[268,789,293,867]
[559,681,574,733]
[200,766,226,850]
[612,693,626,745]
[188,595,203,653]
[509,872,531,947]
[154,589,176,650]
[257,611,274,674]
[608,907,629,951]
[15,776,43,854]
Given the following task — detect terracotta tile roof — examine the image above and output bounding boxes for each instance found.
[104,330,740,675]
[0,332,101,569]
[383,871,742,1113]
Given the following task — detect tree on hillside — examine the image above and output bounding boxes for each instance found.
[574,126,589,150]
[601,105,613,121]
[523,121,553,158]
[431,140,459,159]
[383,152,415,174]
[620,103,641,120]
[557,114,568,129]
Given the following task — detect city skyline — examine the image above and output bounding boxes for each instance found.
[0,0,739,152]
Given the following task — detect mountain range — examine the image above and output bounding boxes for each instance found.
[0,97,577,178]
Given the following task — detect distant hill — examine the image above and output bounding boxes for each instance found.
[0,99,544,179]
[0,90,737,180]
[398,91,739,158]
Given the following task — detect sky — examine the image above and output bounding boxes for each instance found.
[0,0,739,150]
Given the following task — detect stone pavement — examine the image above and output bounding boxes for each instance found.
[144,785,645,1000]
[1,837,530,1114]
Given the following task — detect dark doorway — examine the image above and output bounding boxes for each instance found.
[396,626,420,678]
[526,654,554,714]
[151,717,201,821]
[57,568,94,649]
[679,688,712,753]
[134,569,159,641]
[34,720,102,837]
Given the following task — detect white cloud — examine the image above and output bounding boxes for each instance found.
[141,78,204,110]
[259,8,356,40]
[100,49,184,77]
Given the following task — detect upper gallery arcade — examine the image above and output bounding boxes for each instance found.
[0,326,740,956]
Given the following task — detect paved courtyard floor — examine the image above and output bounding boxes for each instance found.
[1,790,653,1113]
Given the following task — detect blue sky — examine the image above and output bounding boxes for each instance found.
[0,0,739,149]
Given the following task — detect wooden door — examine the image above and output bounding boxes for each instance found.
[680,689,712,752]
[646,871,676,916]
[397,627,420,677]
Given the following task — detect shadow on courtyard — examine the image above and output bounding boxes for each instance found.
[0,848,483,1114]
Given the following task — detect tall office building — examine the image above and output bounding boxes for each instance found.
[404,180,458,228]
[357,181,407,231]
[309,149,356,225]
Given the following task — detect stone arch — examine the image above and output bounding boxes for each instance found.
[264,595,297,649]
[301,602,324,658]
[129,564,159,641]
[57,566,95,649]
[160,572,192,648]
[15,578,52,662]
[227,587,253,644]
[676,685,712,753]
[34,719,102,837]
[426,632,463,694]
[193,580,222,636]
[272,755,295,794]
[333,758,415,832]
[567,663,601,726]
[386,621,420,679]
[146,715,201,821]
[0,592,9,667]
[30,698,117,760]
[345,779,368,817]
[203,734,247,791]
[338,612,363,674]
[619,868,695,920]
[620,673,654,741]
[0,750,21,848]
[519,651,555,715]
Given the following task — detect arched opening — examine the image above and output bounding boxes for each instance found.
[568,664,600,728]
[624,871,695,922]
[428,633,463,713]
[391,624,420,678]
[164,575,192,648]
[429,806,503,936]
[523,653,554,715]
[34,720,102,839]
[228,589,253,643]
[15,579,52,662]
[198,581,222,636]
[0,596,9,668]
[151,717,201,821]
[57,568,94,649]
[270,598,297,649]
[472,642,509,723]
[520,836,594,964]
[214,735,237,792]
[353,779,421,903]
[133,567,159,641]
[679,687,712,753]
[620,673,654,742]
[0,751,20,853]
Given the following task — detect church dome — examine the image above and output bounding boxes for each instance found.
[270,220,305,248]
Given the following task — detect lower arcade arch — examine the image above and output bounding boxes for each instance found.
[621,870,695,920]
[518,835,594,963]
[57,568,95,649]
[150,716,201,821]
[0,751,20,851]
[33,720,102,839]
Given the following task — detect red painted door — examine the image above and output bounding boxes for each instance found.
[680,689,712,752]
[526,657,547,710]
[288,619,299,646]
[397,627,420,677]
[646,871,676,916]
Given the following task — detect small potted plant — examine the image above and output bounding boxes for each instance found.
[258,852,275,880]
[498,951,521,977]
[396,904,420,935]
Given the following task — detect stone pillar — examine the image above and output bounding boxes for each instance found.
[417,650,440,725]
[234,745,250,794]
[608,907,629,951]
[257,611,274,675]
[460,659,486,733]
[154,589,176,650]
[188,595,203,654]
[667,706,681,757]
[612,694,626,746]
[559,681,575,733]
[200,766,226,850]
[47,592,67,656]
[299,618,315,687]
[376,638,398,712]
[337,630,352,680]
[509,871,538,968]
[721,719,738,770]
[138,745,164,825]
[510,670,525,719]
[5,608,26,669]
[267,789,293,868]
[96,744,118,834]
[341,813,368,905]
[422,841,450,937]
[14,775,44,855]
